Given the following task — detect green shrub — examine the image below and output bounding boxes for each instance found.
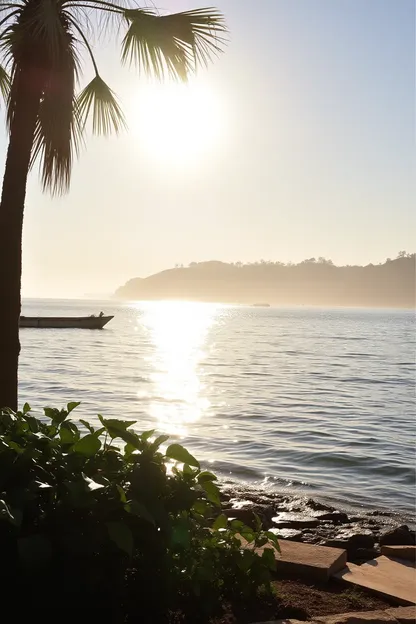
[0,403,279,622]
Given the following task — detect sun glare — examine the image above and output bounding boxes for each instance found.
[138,302,218,436]
[129,81,224,166]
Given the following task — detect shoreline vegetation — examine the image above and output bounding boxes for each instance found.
[1,404,413,623]
[115,253,416,309]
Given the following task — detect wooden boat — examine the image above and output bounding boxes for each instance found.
[19,314,114,329]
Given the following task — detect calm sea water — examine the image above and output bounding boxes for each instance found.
[19,300,415,517]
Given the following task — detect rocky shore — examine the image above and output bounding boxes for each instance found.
[219,481,416,564]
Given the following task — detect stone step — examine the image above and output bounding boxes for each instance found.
[381,546,416,563]
[334,556,416,605]
[238,537,347,582]
[251,605,416,624]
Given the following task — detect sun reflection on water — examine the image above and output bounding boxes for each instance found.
[138,302,218,436]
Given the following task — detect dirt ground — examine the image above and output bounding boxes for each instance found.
[211,579,394,623]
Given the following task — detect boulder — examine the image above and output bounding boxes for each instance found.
[268,527,303,541]
[380,525,416,546]
[335,528,375,550]
[272,512,319,529]
[318,511,350,524]
[352,547,381,562]
[306,498,336,512]
[222,502,274,529]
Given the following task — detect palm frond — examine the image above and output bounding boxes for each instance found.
[121,7,227,81]
[0,62,10,102]
[77,74,126,135]
[27,0,70,63]
[30,39,83,194]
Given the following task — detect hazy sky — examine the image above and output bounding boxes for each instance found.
[3,0,414,297]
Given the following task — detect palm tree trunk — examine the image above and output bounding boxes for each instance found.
[0,69,41,410]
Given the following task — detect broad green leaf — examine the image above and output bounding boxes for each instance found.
[8,440,23,454]
[24,415,39,433]
[44,407,59,420]
[50,408,68,425]
[59,426,75,445]
[212,514,227,531]
[141,429,156,441]
[115,429,142,449]
[116,485,127,503]
[201,480,220,506]
[262,546,277,571]
[79,419,94,434]
[241,531,255,544]
[124,442,137,457]
[73,434,101,457]
[266,531,281,552]
[192,500,212,516]
[171,518,190,549]
[150,434,169,450]
[106,521,133,557]
[197,471,217,483]
[18,534,52,567]
[127,500,155,525]
[22,402,31,414]
[183,463,198,477]
[98,416,136,433]
[165,443,200,468]
[99,416,140,447]
[237,549,256,572]
[230,519,244,532]
[59,421,79,445]
[253,512,262,532]
[67,401,81,414]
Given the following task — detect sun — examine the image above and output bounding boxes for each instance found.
[129,80,224,167]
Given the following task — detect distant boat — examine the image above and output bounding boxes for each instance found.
[252,303,270,308]
[19,313,114,329]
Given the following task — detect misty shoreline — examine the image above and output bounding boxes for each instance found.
[115,255,416,309]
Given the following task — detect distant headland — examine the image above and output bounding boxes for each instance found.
[115,253,416,308]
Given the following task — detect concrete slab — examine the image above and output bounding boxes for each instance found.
[314,610,398,623]
[381,546,416,563]
[334,556,416,605]
[385,606,416,624]
[251,607,416,624]
[238,537,347,582]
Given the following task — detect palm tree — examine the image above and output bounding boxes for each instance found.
[0,1,226,410]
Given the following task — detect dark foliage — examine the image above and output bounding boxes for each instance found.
[0,403,279,623]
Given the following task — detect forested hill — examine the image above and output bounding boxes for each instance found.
[115,254,416,308]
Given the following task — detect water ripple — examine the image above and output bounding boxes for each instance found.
[19,300,416,516]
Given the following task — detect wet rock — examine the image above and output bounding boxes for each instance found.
[352,547,381,562]
[223,507,257,527]
[317,511,350,524]
[219,490,230,502]
[335,528,375,550]
[305,498,336,513]
[272,512,320,529]
[380,525,416,546]
[222,502,274,529]
[268,528,303,541]
[321,538,350,549]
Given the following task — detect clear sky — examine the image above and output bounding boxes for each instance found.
[3,0,414,297]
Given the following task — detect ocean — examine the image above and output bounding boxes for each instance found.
[19,299,415,518]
